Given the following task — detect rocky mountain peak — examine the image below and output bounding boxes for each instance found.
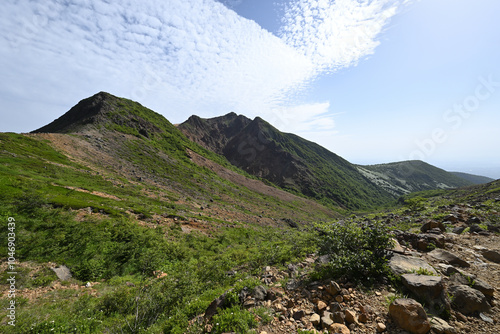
[32,91,120,133]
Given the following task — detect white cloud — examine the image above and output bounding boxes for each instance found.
[0,0,408,133]
[280,0,403,73]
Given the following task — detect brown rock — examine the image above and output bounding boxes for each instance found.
[335,295,344,303]
[421,221,446,233]
[326,281,341,296]
[316,300,328,312]
[376,322,387,332]
[390,238,406,253]
[328,323,350,334]
[389,298,431,334]
[310,313,321,326]
[344,309,358,324]
[358,313,368,323]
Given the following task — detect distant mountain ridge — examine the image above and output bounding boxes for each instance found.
[357,160,474,197]
[450,171,495,185]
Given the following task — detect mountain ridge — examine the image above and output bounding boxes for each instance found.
[31,92,486,210]
[357,160,474,197]
[180,113,394,210]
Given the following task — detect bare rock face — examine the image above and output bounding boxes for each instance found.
[389,298,431,334]
[428,249,470,268]
[401,274,448,313]
[448,285,491,315]
[389,254,437,276]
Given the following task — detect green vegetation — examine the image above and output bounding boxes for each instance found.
[404,196,426,212]
[0,187,318,333]
[409,268,438,276]
[314,220,393,282]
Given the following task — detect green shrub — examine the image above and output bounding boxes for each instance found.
[211,305,257,334]
[315,220,393,281]
[404,196,426,212]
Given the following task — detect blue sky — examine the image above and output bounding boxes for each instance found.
[1,0,499,178]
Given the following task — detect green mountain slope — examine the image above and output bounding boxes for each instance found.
[27,92,337,223]
[357,160,474,197]
[180,114,394,210]
[450,171,495,185]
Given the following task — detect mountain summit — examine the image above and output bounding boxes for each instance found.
[33,91,170,138]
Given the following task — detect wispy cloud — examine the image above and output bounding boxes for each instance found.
[0,0,408,134]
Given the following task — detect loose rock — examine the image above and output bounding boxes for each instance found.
[328,323,350,334]
[389,298,431,334]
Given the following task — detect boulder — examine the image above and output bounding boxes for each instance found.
[332,311,345,324]
[389,254,437,276]
[451,226,466,234]
[389,298,431,334]
[472,278,495,297]
[390,238,406,253]
[449,273,495,297]
[428,249,469,267]
[442,214,458,223]
[293,310,306,321]
[448,285,491,315]
[50,265,72,281]
[482,249,500,263]
[421,221,446,233]
[316,300,328,312]
[401,274,444,306]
